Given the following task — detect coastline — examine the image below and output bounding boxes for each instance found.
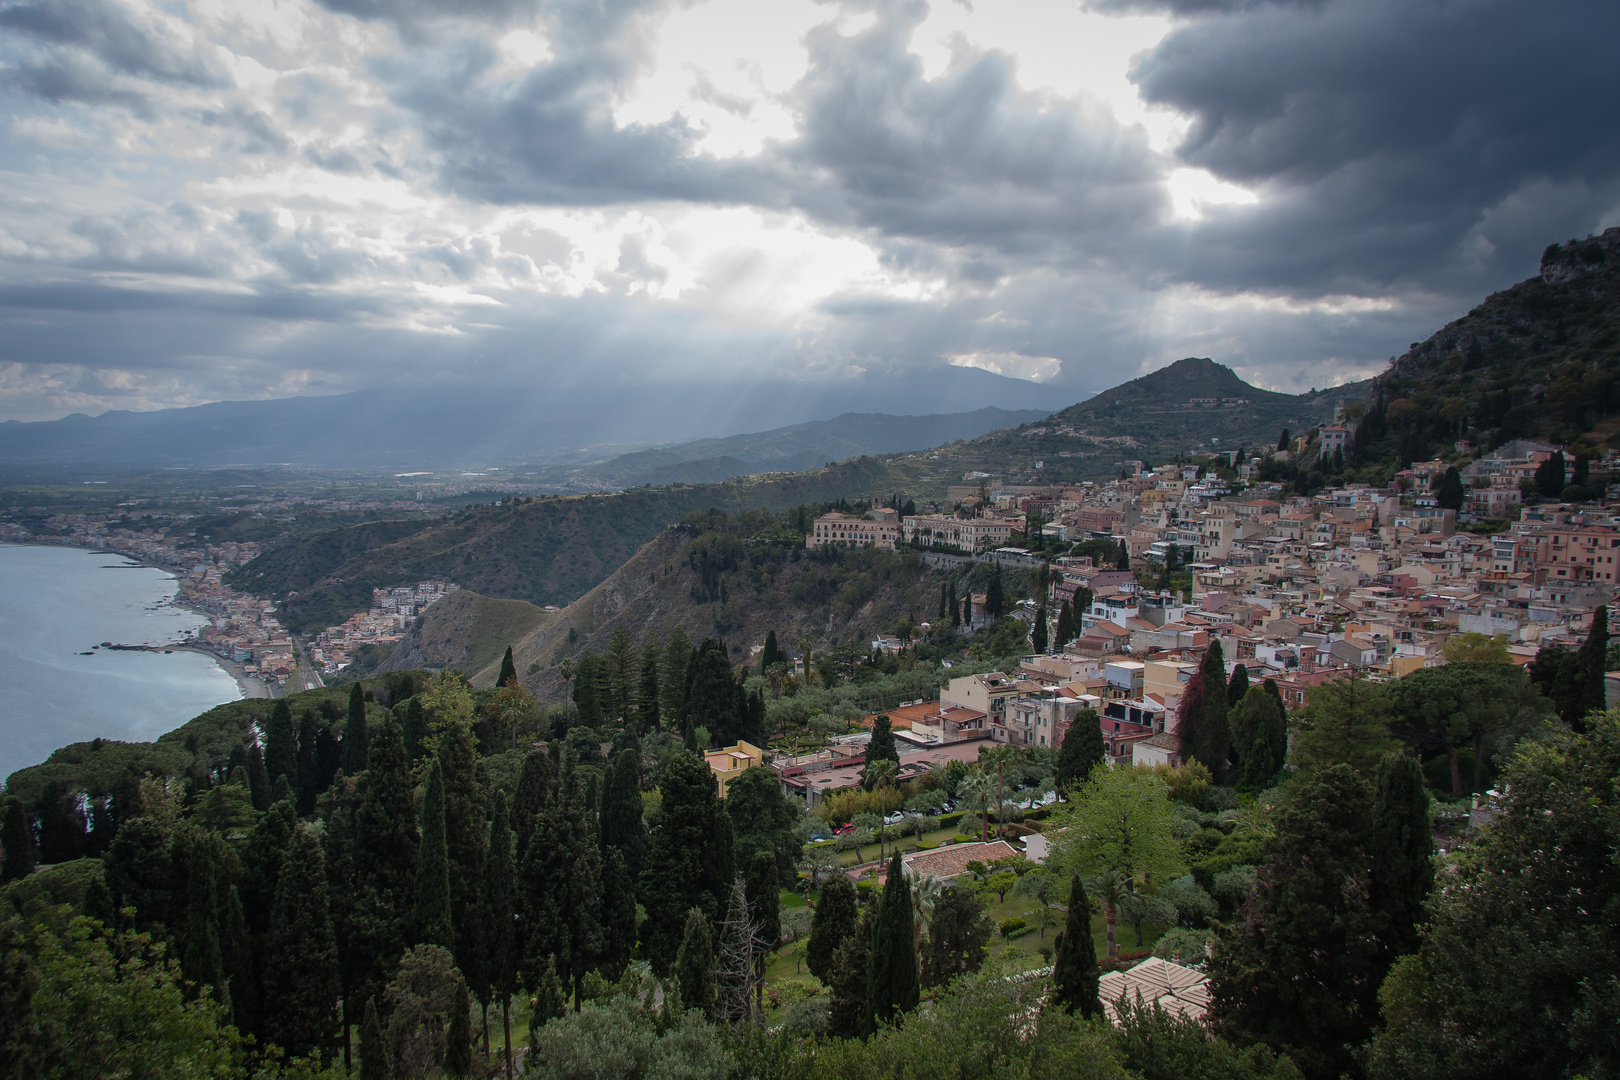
[3,540,264,703]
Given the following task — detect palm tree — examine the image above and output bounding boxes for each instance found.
[864,759,899,860]
[1085,870,1129,959]
[909,873,944,970]
[958,771,997,843]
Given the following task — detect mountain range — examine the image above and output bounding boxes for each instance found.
[0,366,1063,472]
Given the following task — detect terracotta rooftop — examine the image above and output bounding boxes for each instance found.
[1098,957,1210,1024]
[899,840,1019,881]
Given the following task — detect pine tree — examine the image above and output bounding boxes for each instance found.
[445,979,473,1079]
[1051,875,1101,1018]
[414,759,453,949]
[660,628,693,726]
[1,796,35,882]
[600,748,645,882]
[344,682,369,776]
[606,627,638,725]
[1226,662,1250,707]
[674,907,717,1017]
[481,791,519,1077]
[264,700,297,789]
[497,646,518,690]
[865,714,899,767]
[1230,687,1287,790]
[246,743,271,813]
[572,650,604,727]
[600,847,637,983]
[1369,751,1432,961]
[637,641,662,731]
[359,997,390,1080]
[805,872,858,985]
[866,852,919,1028]
[639,749,732,974]
[350,712,418,1019]
[530,956,568,1039]
[262,827,340,1062]
[1054,709,1104,793]
[1032,605,1048,653]
[683,638,741,747]
[761,630,780,673]
[182,832,228,1012]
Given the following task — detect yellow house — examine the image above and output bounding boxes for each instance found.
[704,740,765,798]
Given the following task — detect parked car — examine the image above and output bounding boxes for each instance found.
[883,811,904,826]
[833,823,856,836]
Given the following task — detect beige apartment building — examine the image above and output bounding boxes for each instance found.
[902,513,1013,551]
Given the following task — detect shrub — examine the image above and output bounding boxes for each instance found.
[914,840,938,850]
[998,917,1026,938]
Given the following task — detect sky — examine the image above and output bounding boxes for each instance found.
[0,0,1616,422]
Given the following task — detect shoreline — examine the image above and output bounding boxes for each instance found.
[3,540,267,703]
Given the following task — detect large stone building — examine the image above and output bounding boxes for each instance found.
[805,510,899,550]
[901,513,1013,552]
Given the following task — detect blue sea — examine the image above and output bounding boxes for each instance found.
[0,545,242,783]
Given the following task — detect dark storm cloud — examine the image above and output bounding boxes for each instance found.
[782,3,1165,255]
[315,0,541,32]
[1136,0,1620,294]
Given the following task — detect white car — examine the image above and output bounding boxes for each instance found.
[883,811,904,826]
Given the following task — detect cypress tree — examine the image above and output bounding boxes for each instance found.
[240,798,298,946]
[262,827,340,1062]
[246,743,271,813]
[270,773,295,808]
[1231,687,1287,790]
[497,646,518,690]
[1032,605,1048,653]
[828,907,874,1039]
[1278,428,1290,451]
[1054,708,1105,792]
[744,849,781,956]
[1573,604,1609,730]
[530,956,568,1037]
[264,700,297,789]
[939,583,949,620]
[599,847,637,982]
[182,832,228,1011]
[639,749,731,974]
[359,997,390,1080]
[353,713,418,959]
[1051,875,1101,1018]
[434,717,488,980]
[866,852,919,1028]
[520,750,602,1007]
[511,748,551,865]
[865,714,899,767]
[1115,539,1129,570]
[683,638,740,747]
[962,594,972,628]
[674,907,716,1017]
[401,697,428,762]
[805,872,858,985]
[344,682,369,775]
[222,882,259,1036]
[446,979,473,1078]
[1193,640,1232,784]
[600,747,645,882]
[481,791,519,1077]
[761,630,779,673]
[1369,751,1433,961]
[1054,599,1074,649]
[295,712,322,816]
[1227,662,1250,707]
[986,563,1004,619]
[920,885,992,988]
[1,796,35,882]
[949,581,960,627]
[414,759,453,949]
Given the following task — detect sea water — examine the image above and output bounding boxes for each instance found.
[0,545,242,782]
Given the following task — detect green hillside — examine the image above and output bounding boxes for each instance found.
[231,455,913,632]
